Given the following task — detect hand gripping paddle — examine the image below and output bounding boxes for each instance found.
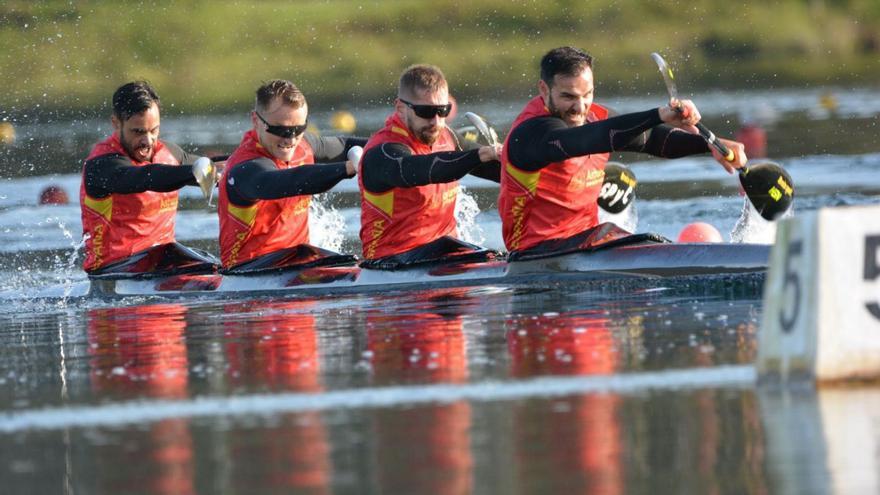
[650,52,794,220]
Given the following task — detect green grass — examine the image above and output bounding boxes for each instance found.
[2,0,879,118]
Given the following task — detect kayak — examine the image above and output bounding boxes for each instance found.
[87,241,770,299]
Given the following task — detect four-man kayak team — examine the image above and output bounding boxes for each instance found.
[80,46,747,276]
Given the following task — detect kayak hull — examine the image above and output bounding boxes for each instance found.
[88,242,771,298]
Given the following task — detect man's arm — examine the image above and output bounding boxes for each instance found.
[83,153,197,198]
[360,142,486,193]
[304,133,368,163]
[225,157,350,206]
[625,124,710,157]
[507,109,674,171]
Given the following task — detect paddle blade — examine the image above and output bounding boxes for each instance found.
[598,162,637,214]
[463,112,499,146]
[192,157,216,201]
[738,161,794,221]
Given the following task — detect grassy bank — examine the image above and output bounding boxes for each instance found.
[2,0,880,118]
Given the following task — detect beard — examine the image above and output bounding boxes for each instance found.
[547,93,587,127]
[119,129,153,162]
[406,113,443,146]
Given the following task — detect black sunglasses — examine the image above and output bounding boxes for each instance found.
[399,98,452,119]
[255,111,308,139]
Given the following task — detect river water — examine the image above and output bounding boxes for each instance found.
[1,89,879,493]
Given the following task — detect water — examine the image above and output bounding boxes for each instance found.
[1,90,880,493]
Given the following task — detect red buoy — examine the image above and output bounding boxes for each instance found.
[39,186,69,205]
[677,222,723,243]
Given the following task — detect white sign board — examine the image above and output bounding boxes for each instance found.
[758,204,880,382]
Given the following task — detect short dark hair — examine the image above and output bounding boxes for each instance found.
[540,47,593,87]
[255,79,306,112]
[112,81,160,121]
[398,64,447,100]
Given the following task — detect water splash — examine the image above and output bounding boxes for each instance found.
[599,203,639,233]
[309,193,346,252]
[455,186,486,245]
[730,197,786,244]
[53,222,86,306]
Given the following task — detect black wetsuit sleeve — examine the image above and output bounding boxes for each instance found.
[164,142,200,165]
[83,153,196,198]
[360,142,485,193]
[304,133,368,162]
[225,157,350,206]
[506,109,710,171]
[634,124,710,157]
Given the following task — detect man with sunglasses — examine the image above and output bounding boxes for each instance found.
[81,81,221,275]
[499,46,747,253]
[218,79,365,270]
[359,64,501,265]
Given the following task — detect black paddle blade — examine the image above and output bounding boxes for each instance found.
[598,162,637,214]
[738,161,794,221]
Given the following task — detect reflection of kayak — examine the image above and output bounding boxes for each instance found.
[88,236,770,298]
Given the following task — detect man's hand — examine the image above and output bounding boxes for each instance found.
[659,98,701,129]
[711,138,747,174]
[478,143,502,163]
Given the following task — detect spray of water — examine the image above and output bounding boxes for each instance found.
[730,197,787,244]
[308,193,346,252]
[599,204,639,233]
[455,186,486,245]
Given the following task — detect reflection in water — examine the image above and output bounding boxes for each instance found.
[220,300,331,494]
[502,295,772,494]
[367,288,474,495]
[507,311,623,495]
[5,285,860,493]
[87,304,195,495]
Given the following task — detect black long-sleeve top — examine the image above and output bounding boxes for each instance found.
[225,133,367,206]
[361,129,501,194]
[505,108,710,171]
[82,142,201,198]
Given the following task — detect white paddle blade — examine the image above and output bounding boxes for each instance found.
[347,145,363,166]
[464,112,499,146]
[192,156,216,202]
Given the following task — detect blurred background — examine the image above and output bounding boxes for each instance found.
[1,0,879,177]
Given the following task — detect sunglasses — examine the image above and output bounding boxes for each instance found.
[255,111,308,139]
[399,98,453,119]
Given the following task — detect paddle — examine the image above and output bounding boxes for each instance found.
[598,162,637,214]
[650,52,794,220]
[464,111,500,146]
[192,156,217,206]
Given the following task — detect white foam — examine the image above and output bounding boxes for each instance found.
[0,364,754,432]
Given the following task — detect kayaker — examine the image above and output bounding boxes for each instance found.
[499,46,747,253]
[218,79,365,271]
[80,81,222,275]
[359,64,502,268]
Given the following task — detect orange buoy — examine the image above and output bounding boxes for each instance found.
[677,222,723,243]
[39,186,69,205]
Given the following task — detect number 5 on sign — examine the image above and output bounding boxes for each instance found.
[758,204,880,383]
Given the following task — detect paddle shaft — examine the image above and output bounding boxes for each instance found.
[651,52,736,164]
[695,122,735,163]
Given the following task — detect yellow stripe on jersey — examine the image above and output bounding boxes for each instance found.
[364,189,394,217]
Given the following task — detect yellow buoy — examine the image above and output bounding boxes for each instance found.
[0,122,15,145]
[819,91,838,113]
[330,110,357,133]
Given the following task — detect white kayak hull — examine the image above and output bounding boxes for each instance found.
[88,242,771,298]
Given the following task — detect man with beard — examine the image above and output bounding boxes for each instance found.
[81,81,220,275]
[500,46,747,252]
[359,64,501,266]
[218,79,365,271]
